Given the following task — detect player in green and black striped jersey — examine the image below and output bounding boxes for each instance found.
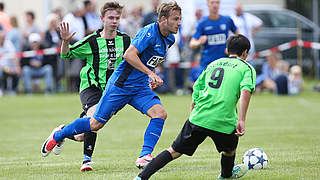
[55,2,130,171]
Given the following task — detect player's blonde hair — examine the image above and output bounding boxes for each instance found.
[157,1,181,21]
[100,1,123,17]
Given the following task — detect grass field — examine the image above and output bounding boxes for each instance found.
[0,85,320,180]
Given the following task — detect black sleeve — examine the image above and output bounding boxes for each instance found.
[123,34,131,53]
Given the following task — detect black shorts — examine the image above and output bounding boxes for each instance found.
[171,120,239,156]
[80,86,103,113]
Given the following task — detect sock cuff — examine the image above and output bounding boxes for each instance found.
[150,118,165,125]
[222,153,235,160]
[163,150,173,161]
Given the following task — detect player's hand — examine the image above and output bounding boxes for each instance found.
[235,120,245,136]
[199,35,207,45]
[149,82,157,90]
[58,22,76,42]
[148,72,163,89]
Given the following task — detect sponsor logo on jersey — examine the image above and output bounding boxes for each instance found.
[205,26,213,31]
[220,24,226,31]
[207,33,226,45]
[107,40,114,46]
[147,56,164,68]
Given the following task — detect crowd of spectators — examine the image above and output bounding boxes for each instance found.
[0,0,310,96]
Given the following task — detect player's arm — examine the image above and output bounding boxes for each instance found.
[58,22,76,56]
[189,36,207,49]
[236,90,252,136]
[189,21,207,49]
[190,102,195,112]
[123,45,163,88]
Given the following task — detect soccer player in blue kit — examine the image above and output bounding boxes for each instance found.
[41,1,181,169]
[190,0,239,73]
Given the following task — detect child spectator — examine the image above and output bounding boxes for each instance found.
[288,65,304,95]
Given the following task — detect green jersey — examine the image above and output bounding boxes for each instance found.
[61,29,131,92]
[189,57,256,134]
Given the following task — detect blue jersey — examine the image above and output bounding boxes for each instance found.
[111,22,175,88]
[193,15,237,70]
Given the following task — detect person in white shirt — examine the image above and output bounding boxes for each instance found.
[231,2,263,60]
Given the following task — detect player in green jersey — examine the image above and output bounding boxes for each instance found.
[134,34,256,180]
[53,2,130,171]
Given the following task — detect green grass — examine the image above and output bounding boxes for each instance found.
[0,86,320,180]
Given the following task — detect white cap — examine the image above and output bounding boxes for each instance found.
[28,33,41,43]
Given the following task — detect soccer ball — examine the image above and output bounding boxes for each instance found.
[242,148,268,170]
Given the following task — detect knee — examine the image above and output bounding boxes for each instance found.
[158,109,167,120]
[153,107,167,119]
[74,133,84,142]
[148,104,167,120]
[90,118,104,131]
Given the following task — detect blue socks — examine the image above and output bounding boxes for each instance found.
[140,118,165,157]
[53,117,91,142]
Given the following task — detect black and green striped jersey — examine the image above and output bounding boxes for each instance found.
[61,29,131,92]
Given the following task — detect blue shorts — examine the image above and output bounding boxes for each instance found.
[93,84,161,124]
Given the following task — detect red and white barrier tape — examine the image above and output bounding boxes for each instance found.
[252,39,320,59]
[0,47,60,59]
[1,39,320,68]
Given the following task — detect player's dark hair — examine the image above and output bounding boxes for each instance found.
[226,34,250,56]
[157,1,181,21]
[26,11,35,20]
[100,1,123,17]
[0,3,4,11]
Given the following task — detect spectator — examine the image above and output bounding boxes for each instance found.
[255,53,279,93]
[274,59,289,95]
[53,7,64,23]
[231,2,263,60]
[83,0,102,35]
[142,0,159,27]
[255,53,291,95]
[0,30,20,95]
[22,11,41,46]
[181,8,203,64]
[166,32,185,95]
[189,0,238,74]
[0,2,12,32]
[7,16,22,52]
[21,33,53,94]
[120,4,143,38]
[44,13,63,92]
[62,1,86,92]
[288,65,304,95]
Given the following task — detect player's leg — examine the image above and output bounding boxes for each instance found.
[41,87,113,157]
[53,111,86,155]
[42,83,129,157]
[81,104,99,171]
[209,130,247,179]
[41,115,103,157]
[78,84,131,169]
[130,88,167,168]
[135,119,207,179]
